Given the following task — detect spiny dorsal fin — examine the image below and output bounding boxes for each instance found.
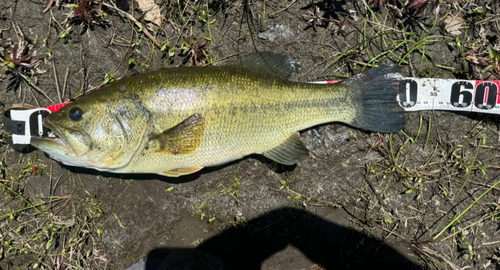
[151,113,205,155]
[263,132,309,165]
[159,167,203,177]
[236,52,301,80]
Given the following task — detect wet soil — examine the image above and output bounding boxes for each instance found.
[1,0,500,269]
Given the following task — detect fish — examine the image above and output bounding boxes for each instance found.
[30,52,406,177]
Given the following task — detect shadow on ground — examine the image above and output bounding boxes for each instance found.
[142,207,422,270]
[60,154,296,183]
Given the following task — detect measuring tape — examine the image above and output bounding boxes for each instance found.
[397,78,500,113]
[2,77,499,148]
[2,102,71,149]
[313,77,500,114]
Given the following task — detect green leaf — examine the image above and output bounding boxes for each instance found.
[482,65,494,73]
[103,71,115,84]
[405,188,417,194]
[46,238,53,250]
[161,41,172,51]
[59,27,71,38]
[3,50,11,61]
[383,217,392,224]
[168,47,175,57]
[488,46,498,60]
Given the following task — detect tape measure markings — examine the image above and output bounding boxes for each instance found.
[398,78,500,114]
[310,77,500,114]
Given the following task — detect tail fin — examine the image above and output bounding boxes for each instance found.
[345,66,406,133]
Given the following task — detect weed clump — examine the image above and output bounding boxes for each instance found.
[0,39,41,91]
[181,36,210,66]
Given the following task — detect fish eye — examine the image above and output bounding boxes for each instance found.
[68,107,83,121]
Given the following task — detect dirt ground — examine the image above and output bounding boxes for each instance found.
[0,0,500,269]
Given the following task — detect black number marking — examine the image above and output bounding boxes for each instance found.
[430,92,438,97]
[450,81,473,107]
[474,82,498,110]
[399,79,418,108]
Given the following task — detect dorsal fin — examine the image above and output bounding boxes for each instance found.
[236,52,301,80]
[263,132,309,165]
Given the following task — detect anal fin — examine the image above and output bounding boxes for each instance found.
[263,133,309,165]
[159,167,203,177]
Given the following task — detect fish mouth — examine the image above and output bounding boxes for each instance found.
[30,119,81,157]
[31,119,69,150]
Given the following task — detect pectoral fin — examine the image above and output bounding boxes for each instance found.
[151,113,205,155]
[263,132,309,165]
[159,167,204,177]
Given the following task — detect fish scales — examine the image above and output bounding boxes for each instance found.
[30,53,405,176]
[120,66,353,172]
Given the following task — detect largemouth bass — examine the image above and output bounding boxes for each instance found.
[31,53,405,177]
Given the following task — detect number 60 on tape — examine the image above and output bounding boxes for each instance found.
[398,78,500,114]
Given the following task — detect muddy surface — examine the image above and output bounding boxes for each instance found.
[0,0,500,269]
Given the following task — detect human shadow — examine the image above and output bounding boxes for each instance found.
[144,207,423,270]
